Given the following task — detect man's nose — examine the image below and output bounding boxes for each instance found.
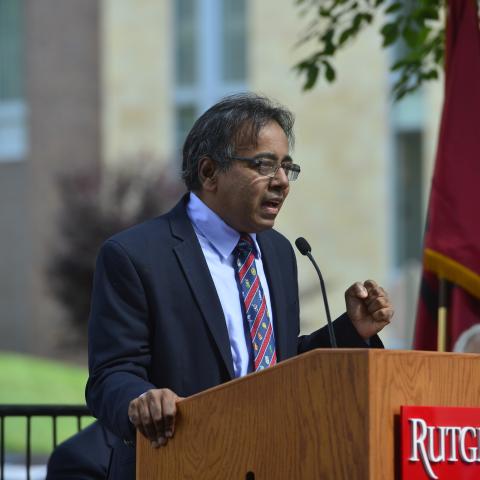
[270,166,289,189]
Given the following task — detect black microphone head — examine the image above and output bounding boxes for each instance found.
[295,237,311,256]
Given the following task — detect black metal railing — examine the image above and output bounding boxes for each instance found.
[0,405,92,480]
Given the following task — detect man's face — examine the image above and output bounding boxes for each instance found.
[213,121,291,233]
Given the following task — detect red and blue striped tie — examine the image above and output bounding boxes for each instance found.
[234,234,277,371]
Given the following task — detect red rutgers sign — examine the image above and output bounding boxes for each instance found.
[401,406,480,479]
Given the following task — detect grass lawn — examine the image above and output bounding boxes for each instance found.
[0,352,94,455]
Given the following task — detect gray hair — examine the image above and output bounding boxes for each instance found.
[181,93,295,191]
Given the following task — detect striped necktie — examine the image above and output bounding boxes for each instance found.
[234,234,277,371]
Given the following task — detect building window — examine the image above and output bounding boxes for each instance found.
[0,0,27,161]
[221,0,247,83]
[174,0,247,153]
[389,19,425,268]
[393,129,423,266]
[175,0,197,88]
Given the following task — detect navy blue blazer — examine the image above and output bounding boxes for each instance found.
[86,195,382,478]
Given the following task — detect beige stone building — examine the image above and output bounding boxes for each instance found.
[0,0,443,359]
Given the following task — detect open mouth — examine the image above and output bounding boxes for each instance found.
[262,198,282,215]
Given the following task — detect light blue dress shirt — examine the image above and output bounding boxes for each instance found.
[186,192,275,378]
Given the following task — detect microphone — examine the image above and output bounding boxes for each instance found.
[295,237,338,348]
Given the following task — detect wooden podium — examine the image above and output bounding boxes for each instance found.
[136,349,480,479]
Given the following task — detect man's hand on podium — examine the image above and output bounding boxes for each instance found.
[128,388,183,448]
[345,279,394,340]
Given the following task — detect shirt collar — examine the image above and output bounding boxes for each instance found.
[186,192,261,260]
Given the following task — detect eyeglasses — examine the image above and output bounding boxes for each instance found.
[230,155,301,181]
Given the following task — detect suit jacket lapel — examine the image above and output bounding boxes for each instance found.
[169,197,235,379]
[257,232,288,361]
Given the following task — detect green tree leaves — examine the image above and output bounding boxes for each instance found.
[294,0,445,100]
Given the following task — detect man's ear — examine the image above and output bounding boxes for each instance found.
[198,156,218,191]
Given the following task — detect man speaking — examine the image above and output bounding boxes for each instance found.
[86,93,393,478]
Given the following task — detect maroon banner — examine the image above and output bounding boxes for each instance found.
[401,406,480,479]
[414,0,480,350]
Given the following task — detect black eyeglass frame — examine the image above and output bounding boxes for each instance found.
[230,155,301,181]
